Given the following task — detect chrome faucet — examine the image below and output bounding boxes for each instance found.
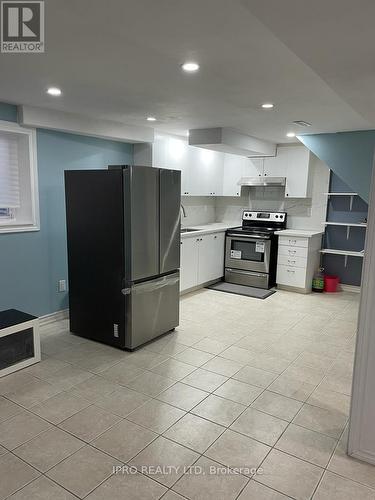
[180,204,187,218]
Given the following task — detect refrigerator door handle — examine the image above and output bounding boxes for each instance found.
[122,273,180,296]
[121,277,131,295]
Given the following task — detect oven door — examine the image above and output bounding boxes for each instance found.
[225,234,271,273]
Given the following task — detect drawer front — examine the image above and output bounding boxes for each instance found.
[278,245,308,259]
[279,236,308,248]
[277,254,307,269]
[128,272,180,349]
[277,265,306,288]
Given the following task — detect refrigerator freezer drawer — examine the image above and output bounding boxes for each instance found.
[126,271,180,349]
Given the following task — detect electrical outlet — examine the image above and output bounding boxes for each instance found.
[58,279,67,292]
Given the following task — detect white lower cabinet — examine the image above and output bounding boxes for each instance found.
[276,265,307,288]
[180,236,199,291]
[276,233,322,293]
[180,232,225,293]
[198,232,225,283]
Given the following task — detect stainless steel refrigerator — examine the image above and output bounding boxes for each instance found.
[64,165,181,350]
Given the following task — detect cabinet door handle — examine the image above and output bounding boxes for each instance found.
[288,250,296,255]
[289,239,297,244]
[288,260,296,264]
[214,235,217,239]
[196,238,200,242]
[287,269,295,273]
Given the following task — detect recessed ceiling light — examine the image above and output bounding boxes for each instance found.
[147,116,156,122]
[286,132,296,138]
[261,103,274,109]
[181,62,200,72]
[46,87,62,96]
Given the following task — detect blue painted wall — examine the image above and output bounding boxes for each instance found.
[298,130,375,203]
[323,172,368,286]
[0,103,133,316]
[0,102,18,122]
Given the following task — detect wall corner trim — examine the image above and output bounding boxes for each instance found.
[19,105,154,144]
[348,152,375,463]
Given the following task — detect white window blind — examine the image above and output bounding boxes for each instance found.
[0,133,20,208]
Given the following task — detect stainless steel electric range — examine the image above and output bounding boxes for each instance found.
[225,210,287,289]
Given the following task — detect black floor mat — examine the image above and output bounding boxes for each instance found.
[206,281,276,299]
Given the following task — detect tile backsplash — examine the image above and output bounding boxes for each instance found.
[182,156,330,230]
[181,196,216,227]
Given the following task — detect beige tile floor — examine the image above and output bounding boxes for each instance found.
[0,288,374,499]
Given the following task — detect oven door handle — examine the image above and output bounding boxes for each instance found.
[226,233,270,240]
[226,268,268,278]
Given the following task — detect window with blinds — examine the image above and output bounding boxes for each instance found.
[0,133,20,211]
[0,121,39,233]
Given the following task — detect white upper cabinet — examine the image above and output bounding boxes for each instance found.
[136,135,312,199]
[264,148,288,177]
[284,146,312,198]
[243,158,264,177]
[243,146,311,198]
[151,134,223,196]
[223,154,248,196]
[189,148,224,196]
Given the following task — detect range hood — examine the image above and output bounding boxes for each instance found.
[188,127,276,157]
[238,176,286,187]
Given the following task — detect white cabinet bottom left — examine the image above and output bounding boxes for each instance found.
[180,232,225,293]
[180,236,199,291]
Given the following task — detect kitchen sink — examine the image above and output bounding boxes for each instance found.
[180,228,200,233]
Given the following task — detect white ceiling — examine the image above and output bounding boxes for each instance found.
[0,0,374,143]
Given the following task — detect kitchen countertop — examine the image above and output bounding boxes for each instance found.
[180,222,237,238]
[274,229,324,238]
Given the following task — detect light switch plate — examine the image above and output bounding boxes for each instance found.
[58,279,66,292]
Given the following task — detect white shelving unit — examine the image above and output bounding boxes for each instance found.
[322,221,367,239]
[320,248,365,267]
[324,192,358,210]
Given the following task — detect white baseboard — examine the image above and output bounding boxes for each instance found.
[340,284,361,293]
[39,308,69,327]
[348,447,375,466]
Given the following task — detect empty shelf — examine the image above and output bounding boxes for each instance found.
[320,249,364,257]
[324,192,358,196]
[323,222,367,227]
